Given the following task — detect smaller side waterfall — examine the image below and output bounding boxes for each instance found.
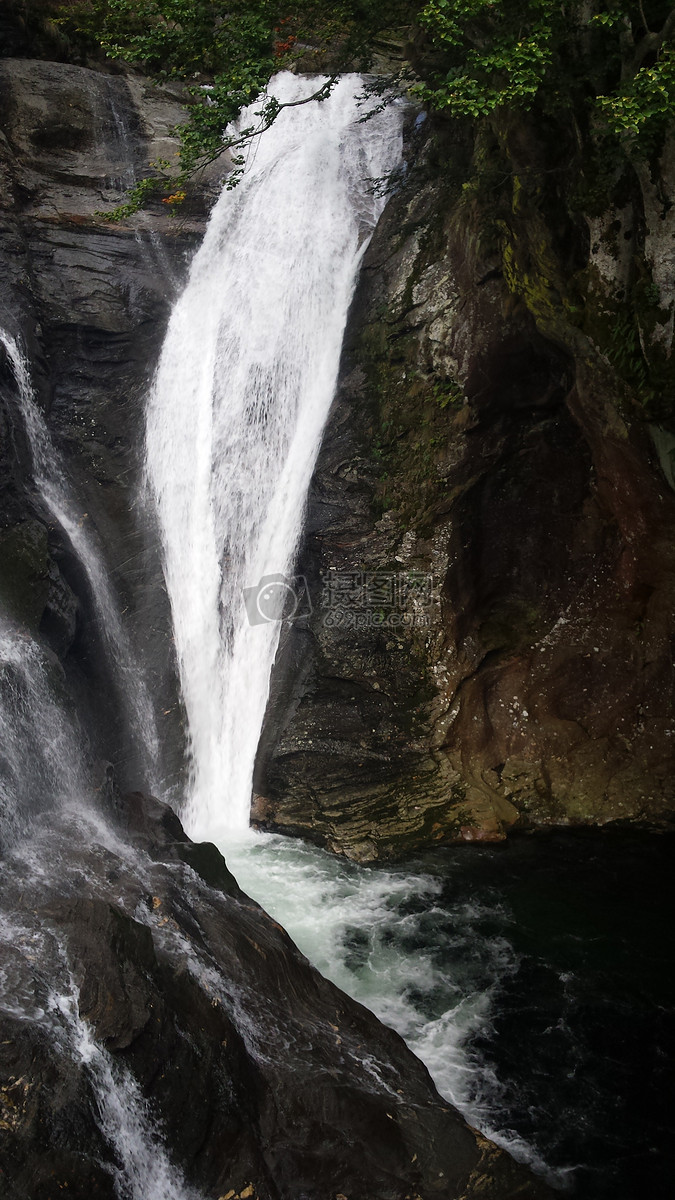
[146,73,404,841]
[0,331,160,791]
[0,911,197,1200]
[55,982,198,1200]
[0,618,86,850]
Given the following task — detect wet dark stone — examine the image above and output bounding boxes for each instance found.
[0,792,552,1200]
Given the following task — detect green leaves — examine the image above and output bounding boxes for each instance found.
[598,47,675,149]
[61,0,675,217]
[415,0,563,117]
[416,0,675,145]
[59,0,417,215]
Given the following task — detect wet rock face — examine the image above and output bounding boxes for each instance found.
[0,792,551,1200]
[256,118,675,860]
[0,57,221,790]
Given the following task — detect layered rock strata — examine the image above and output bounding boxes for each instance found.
[256,115,675,860]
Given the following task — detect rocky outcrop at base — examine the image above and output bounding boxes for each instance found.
[0,790,551,1200]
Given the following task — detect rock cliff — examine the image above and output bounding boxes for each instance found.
[0,55,218,792]
[255,110,675,860]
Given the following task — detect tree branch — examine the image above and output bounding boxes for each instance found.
[188,76,340,175]
[628,6,675,76]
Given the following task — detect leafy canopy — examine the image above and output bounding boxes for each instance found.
[58,1,412,213]
[416,1,675,150]
[58,1,675,216]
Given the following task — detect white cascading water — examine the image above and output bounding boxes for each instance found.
[0,912,196,1200]
[146,73,404,841]
[54,981,198,1200]
[0,330,160,790]
[0,617,86,848]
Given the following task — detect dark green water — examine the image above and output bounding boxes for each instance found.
[412,829,675,1198]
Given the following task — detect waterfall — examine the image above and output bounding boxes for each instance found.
[0,910,197,1200]
[0,618,86,849]
[146,73,404,841]
[53,982,198,1200]
[0,331,160,791]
